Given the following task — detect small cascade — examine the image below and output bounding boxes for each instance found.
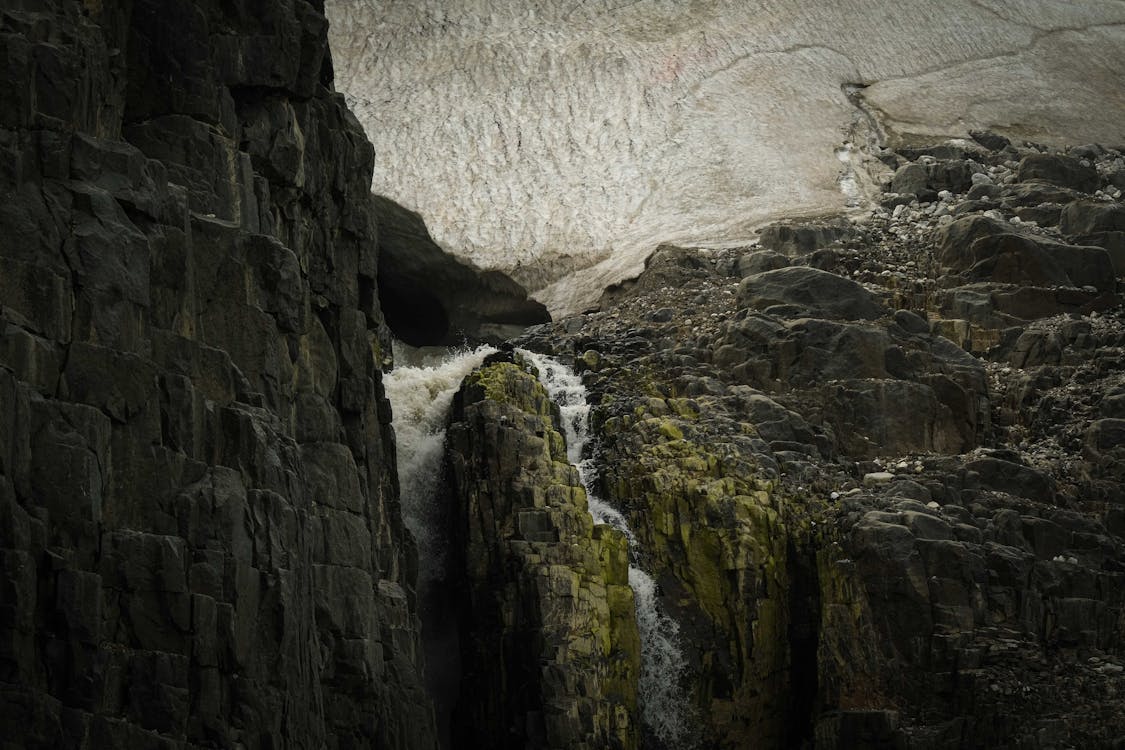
[383,342,497,587]
[520,350,694,748]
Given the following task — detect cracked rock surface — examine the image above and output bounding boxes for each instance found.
[516,137,1125,748]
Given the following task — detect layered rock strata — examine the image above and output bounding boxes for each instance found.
[444,353,640,749]
[0,1,435,746]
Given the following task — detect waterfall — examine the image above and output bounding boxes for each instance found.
[383,341,497,748]
[520,350,694,748]
[384,342,497,587]
[384,343,693,747]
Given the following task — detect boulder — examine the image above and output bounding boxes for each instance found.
[926,159,975,193]
[936,215,1116,291]
[1000,181,1080,208]
[737,267,886,321]
[889,160,974,197]
[737,250,791,276]
[1016,153,1099,192]
[1059,200,1125,235]
[758,220,854,257]
[890,163,928,196]
[969,130,1011,151]
[1059,201,1125,275]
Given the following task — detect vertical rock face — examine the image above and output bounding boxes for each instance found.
[0,1,436,747]
[445,354,640,749]
[595,393,811,749]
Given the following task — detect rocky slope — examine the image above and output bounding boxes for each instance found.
[515,136,1125,748]
[0,1,436,746]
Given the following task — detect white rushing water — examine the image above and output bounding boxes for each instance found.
[383,342,497,587]
[384,344,692,744]
[520,350,693,747]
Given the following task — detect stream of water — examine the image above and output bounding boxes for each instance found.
[383,343,497,589]
[384,344,692,747]
[382,343,497,747]
[520,350,693,747]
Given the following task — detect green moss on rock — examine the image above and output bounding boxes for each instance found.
[447,358,642,750]
[598,403,820,748]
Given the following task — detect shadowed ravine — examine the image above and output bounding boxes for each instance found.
[1,2,1123,749]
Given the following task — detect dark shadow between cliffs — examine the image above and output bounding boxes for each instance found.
[373,195,550,346]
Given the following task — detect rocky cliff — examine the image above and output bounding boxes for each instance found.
[518,138,1125,748]
[0,1,436,746]
[4,2,1125,749]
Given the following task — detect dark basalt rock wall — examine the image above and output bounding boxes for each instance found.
[373,196,549,347]
[0,1,436,747]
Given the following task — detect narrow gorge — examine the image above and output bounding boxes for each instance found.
[2,2,1124,749]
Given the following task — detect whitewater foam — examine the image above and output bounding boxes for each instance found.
[383,343,497,587]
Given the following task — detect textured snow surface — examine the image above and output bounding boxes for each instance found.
[327,0,1125,315]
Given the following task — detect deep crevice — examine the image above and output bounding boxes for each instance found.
[378,274,451,346]
[786,537,821,749]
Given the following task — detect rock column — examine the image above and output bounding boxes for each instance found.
[445,354,639,750]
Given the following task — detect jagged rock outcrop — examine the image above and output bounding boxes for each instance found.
[373,196,549,347]
[0,1,436,747]
[443,353,640,749]
[517,137,1125,748]
[817,458,1125,749]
